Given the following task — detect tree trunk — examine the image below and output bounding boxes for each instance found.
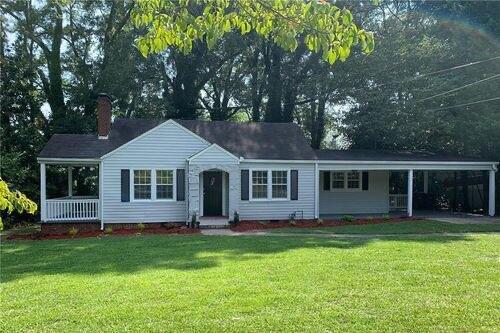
[311,96,327,149]
[264,45,283,122]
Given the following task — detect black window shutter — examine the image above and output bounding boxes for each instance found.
[362,171,369,191]
[176,169,185,201]
[323,171,331,191]
[121,169,130,202]
[241,169,249,200]
[291,170,298,200]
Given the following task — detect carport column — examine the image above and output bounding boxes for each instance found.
[67,166,73,197]
[40,163,46,222]
[407,169,413,217]
[423,171,429,194]
[489,170,496,216]
[314,163,319,219]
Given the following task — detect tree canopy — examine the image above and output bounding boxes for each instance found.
[132,0,374,63]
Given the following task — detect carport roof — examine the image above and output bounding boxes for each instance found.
[315,149,496,162]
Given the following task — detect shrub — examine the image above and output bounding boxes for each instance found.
[190,213,197,228]
[316,218,324,225]
[341,215,355,222]
[382,214,391,221]
[68,227,78,238]
[137,223,145,232]
[231,211,240,226]
[104,226,113,234]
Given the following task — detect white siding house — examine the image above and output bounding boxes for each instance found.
[37,101,498,228]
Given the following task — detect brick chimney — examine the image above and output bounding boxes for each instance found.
[97,94,112,139]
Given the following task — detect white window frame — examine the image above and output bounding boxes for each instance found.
[328,171,362,192]
[130,168,177,202]
[271,170,290,200]
[249,169,290,201]
[331,171,345,190]
[155,169,176,201]
[346,170,362,190]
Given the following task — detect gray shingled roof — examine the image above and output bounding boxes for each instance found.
[38,118,495,162]
[316,149,493,162]
[176,119,317,160]
[38,118,317,160]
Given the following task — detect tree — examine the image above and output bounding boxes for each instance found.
[132,0,374,64]
[0,179,37,230]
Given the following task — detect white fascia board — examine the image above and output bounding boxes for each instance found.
[318,160,498,171]
[37,157,100,165]
[187,143,240,162]
[100,119,210,160]
[241,159,315,164]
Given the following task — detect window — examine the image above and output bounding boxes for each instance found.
[134,170,151,199]
[252,170,268,199]
[156,170,174,199]
[331,172,345,189]
[272,170,288,199]
[347,171,361,189]
[328,171,362,191]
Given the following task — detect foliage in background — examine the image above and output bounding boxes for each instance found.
[132,0,374,62]
[0,179,37,230]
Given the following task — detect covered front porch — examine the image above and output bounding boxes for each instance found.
[39,159,102,223]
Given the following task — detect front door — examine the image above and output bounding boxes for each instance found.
[203,171,223,216]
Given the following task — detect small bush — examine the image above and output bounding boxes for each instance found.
[137,223,145,232]
[316,218,324,225]
[104,226,113,234]
[382,214,391,221]
[190,213,197,228]
[68,227,78,238]
[341,215,356,222]
[231,211,240,226]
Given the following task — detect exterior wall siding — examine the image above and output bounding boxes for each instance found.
[319,170,389,215]
[102,122,209,223]
[238,162,316,220]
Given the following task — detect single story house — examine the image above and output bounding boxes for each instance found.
[37,95,498,229]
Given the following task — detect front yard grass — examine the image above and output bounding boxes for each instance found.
[1,232,499,332]
[268,219,500,235]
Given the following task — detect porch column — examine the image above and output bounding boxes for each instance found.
[489,170,496,216]
[67,166,73,197]
[40,163,46,222]
[407,169,413,217]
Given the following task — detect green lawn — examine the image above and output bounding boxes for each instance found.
[269,219,500,235]
[2,233,499,332]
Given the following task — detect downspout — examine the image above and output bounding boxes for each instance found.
[99,160,104,230]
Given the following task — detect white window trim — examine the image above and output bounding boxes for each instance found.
[155,169,176,202]
[328,171,363,192]
[249,169,290,201]
[130,168,177,202]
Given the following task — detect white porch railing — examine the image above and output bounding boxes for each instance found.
[389,194,408,211]
[46,198,99,221]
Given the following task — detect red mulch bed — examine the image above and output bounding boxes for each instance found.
[5,226,200,241]
[230,216,420,232]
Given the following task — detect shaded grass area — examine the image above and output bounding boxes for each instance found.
[2,233,499,332]
[0,224,40,237]
[268,220,500,235]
